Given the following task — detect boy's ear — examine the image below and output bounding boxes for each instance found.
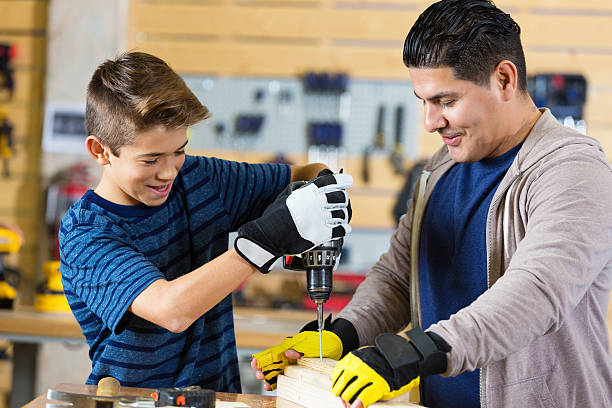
[85,135,110,165]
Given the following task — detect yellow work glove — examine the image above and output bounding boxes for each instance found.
[253,330,343,389]
[331,327,451,407]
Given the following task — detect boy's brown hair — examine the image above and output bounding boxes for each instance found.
[86,51,209,156]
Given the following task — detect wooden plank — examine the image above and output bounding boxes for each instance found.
[0,137,42,176]
[517,13,612,50]
[584,89,612,125]
[0,178,43,211]
[278,358,422,407]
[130,4,418,42]
[495,0,612,11]
[130,40,406,78]
[0,1,47,32]
[1,69,45,104]
[0,34,45,67]
[1,103,44,139]
[132,3,612,50]
[132,37,612,86]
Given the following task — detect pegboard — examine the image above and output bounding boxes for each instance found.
[184,75,420,162]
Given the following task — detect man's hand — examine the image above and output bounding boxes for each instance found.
[235,171,353,274]
[252,330,344,389]
[331,327,451,408]
[251,316,359,390]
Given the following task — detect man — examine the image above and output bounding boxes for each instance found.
[252,1,612,407]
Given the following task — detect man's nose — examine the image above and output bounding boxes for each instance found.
[424,104,446,133]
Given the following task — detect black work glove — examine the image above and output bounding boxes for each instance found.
[331,326,451,407]
[234,170,353,274]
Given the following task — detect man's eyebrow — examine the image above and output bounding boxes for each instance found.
[137,140,189,158]
[413,90,459,101]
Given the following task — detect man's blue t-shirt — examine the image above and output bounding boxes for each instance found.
[59,155,290,391]
[419,143,521,408]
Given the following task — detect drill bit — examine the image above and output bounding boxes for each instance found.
[317,302,323,361]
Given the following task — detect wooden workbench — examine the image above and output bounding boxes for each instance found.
[0,306,315,407]
[23,383,282,408]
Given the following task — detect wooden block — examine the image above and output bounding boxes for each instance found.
[277,358,422,408]
[0,359,11,393]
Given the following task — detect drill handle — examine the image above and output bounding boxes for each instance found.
[283,255,305,270]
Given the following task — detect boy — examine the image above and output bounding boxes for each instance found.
[59,51,352,391]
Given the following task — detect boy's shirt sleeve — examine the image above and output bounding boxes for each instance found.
[59,212,164,334]
[205,156,291,230]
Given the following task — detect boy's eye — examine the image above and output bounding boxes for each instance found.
[175,150,185,156]
[440,100,455,107]
[143,159,158,165]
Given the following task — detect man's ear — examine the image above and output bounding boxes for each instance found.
[493,60,518,102]
[85,135,111,165]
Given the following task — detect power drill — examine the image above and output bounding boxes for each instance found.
[0,109,14,177]
[284,238,343,360]
[0,228,21,309]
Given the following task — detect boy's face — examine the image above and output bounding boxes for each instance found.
[100,125,188,206]
[409,66,511,163]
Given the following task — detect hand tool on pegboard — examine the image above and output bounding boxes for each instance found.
[362,104,386,183]
[0,108,14,177]
[47,377,216,408]
[390,105,405,174]
[0,44,16,100]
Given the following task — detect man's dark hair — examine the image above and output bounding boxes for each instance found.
[403,0,527,92]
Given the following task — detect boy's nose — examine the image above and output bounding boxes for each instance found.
[158,163,178,181]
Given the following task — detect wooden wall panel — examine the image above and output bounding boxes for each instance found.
[0,0,47,291]
[130,0,612,228]
[0,1,46,32]
[131,4,417,42]
[2,104,43,140]
[0,35,45,67]
[133,40,406,78]
[7,69,44,103]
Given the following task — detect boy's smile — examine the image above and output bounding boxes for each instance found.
[94,125,188,207]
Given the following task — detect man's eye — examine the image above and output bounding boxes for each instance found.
[441,100,455,107]
[175,150,185,156]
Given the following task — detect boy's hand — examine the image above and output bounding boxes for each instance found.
[251,329,344,390]
[234,171,353,274]
[331,327,450,407]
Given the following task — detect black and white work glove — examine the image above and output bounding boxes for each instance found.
[234,170,353,274]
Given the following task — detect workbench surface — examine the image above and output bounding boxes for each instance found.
[24,383,282,408]
[0,306,314,348]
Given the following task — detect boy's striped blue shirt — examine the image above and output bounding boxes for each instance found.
[59,155,290,390]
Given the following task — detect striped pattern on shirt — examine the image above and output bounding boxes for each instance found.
[59,155,290,390]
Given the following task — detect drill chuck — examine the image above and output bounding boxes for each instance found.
[306,267,332,303]
[303,240,341,304]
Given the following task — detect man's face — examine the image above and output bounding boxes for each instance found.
[409,66,507,163]
[102,125,188,206]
